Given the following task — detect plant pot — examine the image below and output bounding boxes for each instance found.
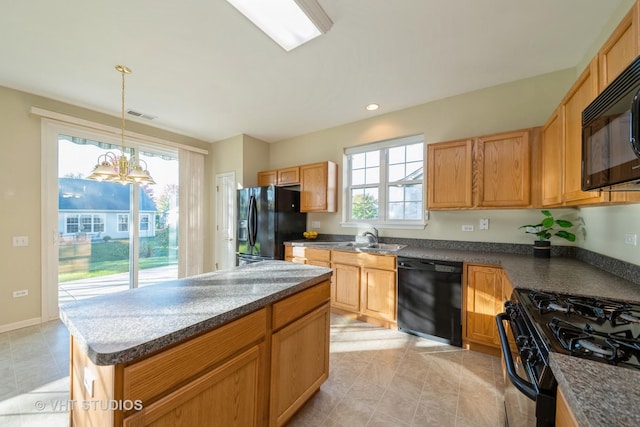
[533,240,551,258]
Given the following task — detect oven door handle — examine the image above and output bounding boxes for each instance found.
[496,312,538,401]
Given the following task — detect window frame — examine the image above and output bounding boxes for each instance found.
[342,134,426,229]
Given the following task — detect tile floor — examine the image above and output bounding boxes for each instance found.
[0,314,504,426]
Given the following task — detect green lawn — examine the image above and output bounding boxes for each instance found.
[58,234,177,283]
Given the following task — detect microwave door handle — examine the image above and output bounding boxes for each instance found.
[496,313,538,401]
[631,89,640,157]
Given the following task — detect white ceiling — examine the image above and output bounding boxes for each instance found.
[0,0,629,143]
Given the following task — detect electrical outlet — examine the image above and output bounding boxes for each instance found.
[461,225,474,232]
[13,290,28,298]
[479,219,489,230]
[12,236,28,247]
[625,233,638,246]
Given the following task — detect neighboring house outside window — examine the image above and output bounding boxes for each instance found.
[65,215,79,234]
[344,134,425,228]
[118,214,129,232]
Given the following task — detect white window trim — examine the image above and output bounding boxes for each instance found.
[139,214,150,231]
[341,134,426,230]
[117,213,130,232]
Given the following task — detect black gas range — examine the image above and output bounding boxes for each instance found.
[497,288,640,427]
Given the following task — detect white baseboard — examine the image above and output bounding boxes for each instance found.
[0,317,43,334]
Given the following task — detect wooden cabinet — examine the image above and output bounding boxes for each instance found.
[427,139,473,209]
[463,264,504,353]
[556,387,579,427]
[598,2,639,91]
[270,282,330,427]
[330,250,397,327]
[277,166,300,186]
[562,58,607,206]
[123,344,264,427]
[427,129,533,210]
[361,267,397,322]
[331,261,361,312]
[258,170,277,186]
[300,161,338,212]
[476,130,531,207]
[541,107,564,207]
[70,281,331,427]
[257,167,300,186]
[285,246,331,267]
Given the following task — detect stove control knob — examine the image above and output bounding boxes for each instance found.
[521,346,539,364]
[516,335,530,347]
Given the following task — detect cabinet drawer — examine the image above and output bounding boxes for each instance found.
[123,308,267,404]
[331,250,396,270]
[272,281,330,331]
[305,248,331,262]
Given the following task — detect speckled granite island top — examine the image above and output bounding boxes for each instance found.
[59,261,332,366]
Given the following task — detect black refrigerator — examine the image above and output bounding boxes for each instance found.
[236,185,307,265]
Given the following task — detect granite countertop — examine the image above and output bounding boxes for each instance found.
[287,240,640,426]
[59,261,332,366]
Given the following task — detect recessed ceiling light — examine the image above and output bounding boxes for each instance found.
[365,103,380,111]
[227,0,332,52]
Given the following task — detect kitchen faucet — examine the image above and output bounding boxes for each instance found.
[361,227,379,246]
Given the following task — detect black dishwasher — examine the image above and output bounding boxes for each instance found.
[397,257,463,347]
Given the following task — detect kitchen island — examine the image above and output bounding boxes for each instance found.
[59,261,332,427]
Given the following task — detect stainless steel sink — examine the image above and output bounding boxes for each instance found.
[355,243,407,252]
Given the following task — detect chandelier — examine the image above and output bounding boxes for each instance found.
[87,65,155,185]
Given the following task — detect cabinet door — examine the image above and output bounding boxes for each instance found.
[277,166,300,186]
[300,161,337,212]
[598,4,640,204]
[331,262,360,311]
[541,108,564,206]
[427,139,473,209]
[258,170,277,187]
[476,131,530,207]
[361,268,397,322]
[270,303,330,427]
[562,58,607,205]
[598,3,639,90]
[123,344,263,427]
[465,265,503,347]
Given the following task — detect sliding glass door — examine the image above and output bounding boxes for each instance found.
[56,134,179,303]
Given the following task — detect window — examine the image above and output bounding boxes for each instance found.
[345,135,424,227]
[118,214,129,232]
[65,214,104,233]
[140,214,150,231]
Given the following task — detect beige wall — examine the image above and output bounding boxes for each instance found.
[0,85,210,330]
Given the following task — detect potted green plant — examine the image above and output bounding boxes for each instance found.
[520,210,576,258]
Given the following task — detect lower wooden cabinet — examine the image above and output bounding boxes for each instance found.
[284,246,331,268]
[330,250,397,327]
[463,264,504,353]
[332,262,361,312]
[123,344,264,427]
[556,387,579,427]
[70,281,331,427]
[270,303,330,426]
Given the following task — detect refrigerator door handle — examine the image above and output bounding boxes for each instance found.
[248,195,257,247]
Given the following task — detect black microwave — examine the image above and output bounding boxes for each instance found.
[582,55,640,191]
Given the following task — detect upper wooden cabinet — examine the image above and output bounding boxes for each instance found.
[541,107,564,207]
[257,170,277,186]
[300,161,338,213]
[257,167,300,187]
[277,166,300,186]
[427,129,532,210]
[598,2,640,90]
[427,139,473,209]
[562,58,608,206]
[476,131,531,207]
